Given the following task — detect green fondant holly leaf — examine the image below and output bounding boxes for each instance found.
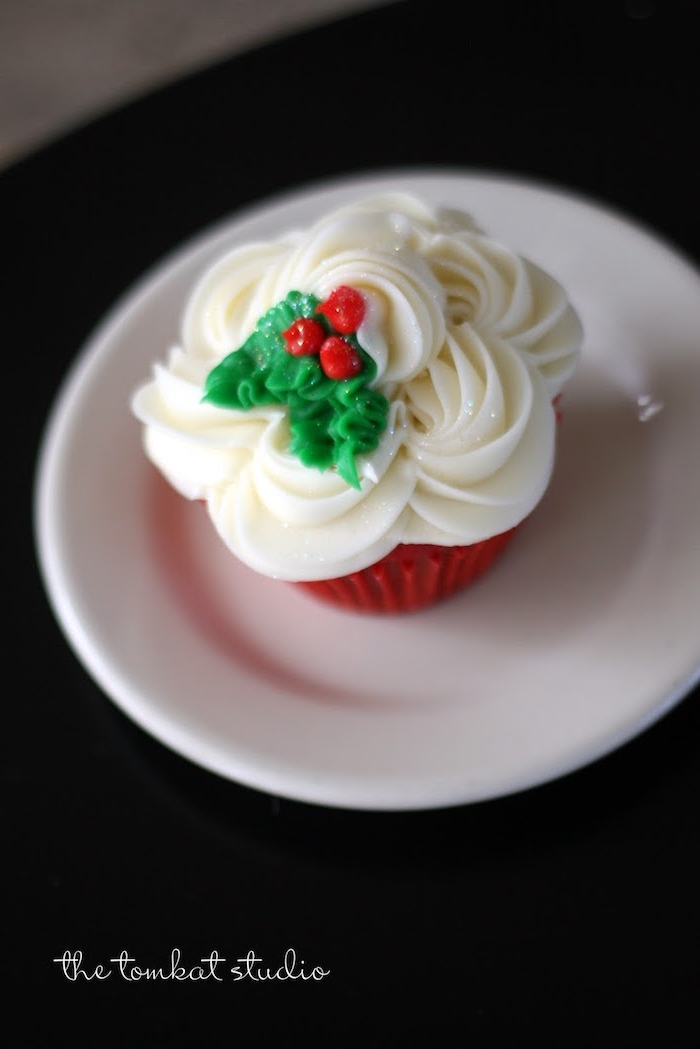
[201,290,389,489]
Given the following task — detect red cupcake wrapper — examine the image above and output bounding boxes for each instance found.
[293,526,520,614]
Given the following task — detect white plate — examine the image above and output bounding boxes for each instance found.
[34,168,700,811]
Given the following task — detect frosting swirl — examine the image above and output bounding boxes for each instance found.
[132,194,583,580]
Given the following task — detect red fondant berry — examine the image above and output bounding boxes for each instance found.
[282,317,326,356]
[319,336,363,380]
[316,285,366,333]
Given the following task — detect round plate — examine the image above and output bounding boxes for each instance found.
[34,169,700,811]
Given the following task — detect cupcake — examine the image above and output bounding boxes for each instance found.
[131,192,583,613]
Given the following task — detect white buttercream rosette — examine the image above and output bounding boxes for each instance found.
[132,194,583,581]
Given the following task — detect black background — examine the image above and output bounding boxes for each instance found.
[4,0,699,1044]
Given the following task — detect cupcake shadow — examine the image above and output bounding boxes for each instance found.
[145,476,367,704]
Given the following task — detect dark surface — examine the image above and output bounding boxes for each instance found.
[5,0,699,1044]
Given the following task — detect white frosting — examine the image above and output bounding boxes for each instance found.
[131,194,583,580]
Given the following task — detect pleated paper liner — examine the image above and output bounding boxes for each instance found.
[293,527,520,614]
